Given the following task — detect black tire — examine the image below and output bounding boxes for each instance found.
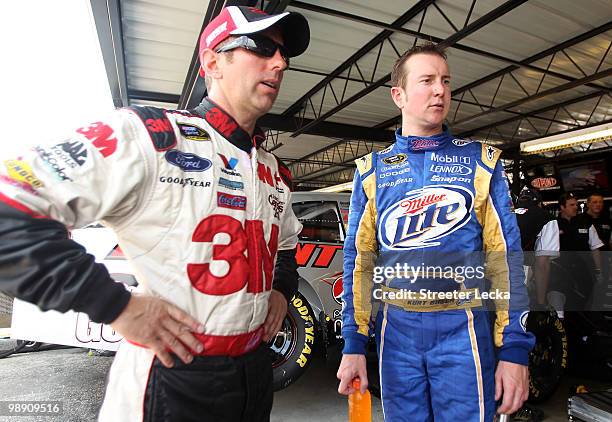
[527,310,567,403]
[0,339,26,359]
[268,294,317,391]
[20,340,42,352]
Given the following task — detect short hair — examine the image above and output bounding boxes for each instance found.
[204,37,235,91]
[390,42,448,88]
[587,192,604,202]
[558,192,577,207]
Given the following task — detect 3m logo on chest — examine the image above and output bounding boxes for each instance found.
[146,118,172,133]
[206,107,238,138]
[379,186,473,250]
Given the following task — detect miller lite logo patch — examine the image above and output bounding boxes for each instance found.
[411,139,440,150]
[379,185,473,250]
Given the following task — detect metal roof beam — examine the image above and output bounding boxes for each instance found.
[295,167,357,186]
[178,0,225,110]
[288,0,528,138]
[126,91,395,140]
[288,139,380,179]
[502,117,612,152]
[129,90,180,104]
[280,0,435,119]
[374,21,612,130]
[258,114,394,141]
[91,0,129,108]
[291,2,609,94]
[452,68,612,127]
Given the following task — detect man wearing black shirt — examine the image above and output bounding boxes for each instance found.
[575,193,611,251]
[550,193,602,317]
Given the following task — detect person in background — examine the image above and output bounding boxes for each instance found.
[575,192,610,288]
[575,193,611,251]
[550,193,603,318]
[514,188,559,307]
[0,5,310,422]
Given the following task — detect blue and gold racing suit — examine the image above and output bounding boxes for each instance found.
[342,129,534,422]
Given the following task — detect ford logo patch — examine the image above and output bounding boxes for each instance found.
[165,150,212,172]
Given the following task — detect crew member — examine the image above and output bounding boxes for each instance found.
[550,193,603,317]
[514,188,559,306]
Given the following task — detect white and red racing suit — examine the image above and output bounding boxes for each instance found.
[0,97,302,421]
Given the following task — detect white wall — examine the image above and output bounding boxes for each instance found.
[0,0,114,157]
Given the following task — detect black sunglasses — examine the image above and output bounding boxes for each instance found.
[215,35,290,66]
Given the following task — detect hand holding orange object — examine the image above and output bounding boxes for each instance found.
[348,378,371,422]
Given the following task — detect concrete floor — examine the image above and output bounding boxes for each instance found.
[0,346,608,421]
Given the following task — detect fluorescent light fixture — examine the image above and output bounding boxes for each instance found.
[313,182,353,193]
[520,122,612,155]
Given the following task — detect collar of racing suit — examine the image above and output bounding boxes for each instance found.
[394,125,453,152]
[191,97,266,152]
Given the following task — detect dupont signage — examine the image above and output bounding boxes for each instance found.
[530,177,559,190]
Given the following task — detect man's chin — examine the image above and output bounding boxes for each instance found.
[255,97,277,115]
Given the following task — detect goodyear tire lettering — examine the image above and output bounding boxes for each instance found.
[527,310,567,403]
[271,292,318,390]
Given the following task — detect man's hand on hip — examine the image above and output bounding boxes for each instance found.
[110,294,205,368]
[495,360,529,415]
[337,354,368,395]
[262,289,288,342]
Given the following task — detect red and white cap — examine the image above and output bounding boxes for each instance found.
[199,6,310,76]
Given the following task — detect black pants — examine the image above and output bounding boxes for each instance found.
[143,344,273,422]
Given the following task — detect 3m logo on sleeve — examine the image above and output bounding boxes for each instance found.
[379,185,473,250]
[128,106,177,151]
[76,122,118,158]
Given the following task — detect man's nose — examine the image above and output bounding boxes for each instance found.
[432,80,444,95]
[271,48,288,71]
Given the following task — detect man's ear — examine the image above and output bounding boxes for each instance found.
[390,86,405,109]
[200,48,222,79]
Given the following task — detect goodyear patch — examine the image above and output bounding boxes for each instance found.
[3,160,44,189]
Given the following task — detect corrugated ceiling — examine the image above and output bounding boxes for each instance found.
[94,0,611,188]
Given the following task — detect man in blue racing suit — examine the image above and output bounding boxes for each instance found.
[337,43,534,421]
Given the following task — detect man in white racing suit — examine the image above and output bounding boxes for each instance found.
[0,5,309,422]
